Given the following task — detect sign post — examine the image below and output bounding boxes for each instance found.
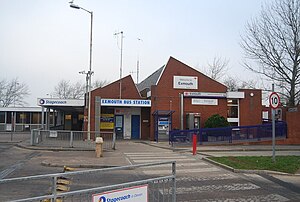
[269,85,280,162]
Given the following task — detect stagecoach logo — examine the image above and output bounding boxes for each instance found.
[99,196,106,202]
[39,99,45,105]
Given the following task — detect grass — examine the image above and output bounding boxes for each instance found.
[208,156,300,174]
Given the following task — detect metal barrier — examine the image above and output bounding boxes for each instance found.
[170,121,287,145]
[0,161,176,202]
[31,130,115,150]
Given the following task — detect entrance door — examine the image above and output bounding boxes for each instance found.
[131,115,140,139]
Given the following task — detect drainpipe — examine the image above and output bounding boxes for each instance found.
[180,93,184,130]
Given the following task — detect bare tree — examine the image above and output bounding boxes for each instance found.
[0,78,30,107]
[241,0,300,106]
[53,80,84,99]
[204,56,229,81]
[53,79,110,99]
[223,76,257,91]
[92,79,109,90]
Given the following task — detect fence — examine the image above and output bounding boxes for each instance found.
[0,161,176,202]
[31,130,115,150]
[170,121,287,146]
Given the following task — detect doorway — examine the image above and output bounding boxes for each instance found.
[131,115,140,139]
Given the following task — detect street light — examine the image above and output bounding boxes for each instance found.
[70,2,93,140]
[114,31,124,98]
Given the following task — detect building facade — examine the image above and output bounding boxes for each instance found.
[88,57,263,141]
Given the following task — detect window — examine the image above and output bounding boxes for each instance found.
[6,112,12,124]
[0,112,5,123]
[227,99,239,118]
[227,99,238,104]
[228,106,238,118]
[16,112,30,124]
[31,113,40,124]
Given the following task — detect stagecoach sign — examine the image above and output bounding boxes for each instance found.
[92,184,148,202]
[37,98,84,107]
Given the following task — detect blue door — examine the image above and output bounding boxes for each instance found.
[131,115,140,139]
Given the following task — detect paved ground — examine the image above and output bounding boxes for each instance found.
[1,133,300,201]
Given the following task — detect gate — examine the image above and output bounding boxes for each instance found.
[31,129,115,150]
[0,161,176,202]
[170,121,287,146]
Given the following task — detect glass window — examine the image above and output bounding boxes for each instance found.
[6,112,12,124]
[31,113,40,124]
[0,112,5,123]
[25,112,30,124]
[49,112,54,125]
[227,99,238,105]
[16,112,23,123]
[228,106,238,118]
[16,112,30,124]
[229,122,239,127]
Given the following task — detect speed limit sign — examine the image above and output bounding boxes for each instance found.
[269,92,280,109]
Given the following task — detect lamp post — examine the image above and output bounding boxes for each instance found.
[79,70,89,110]
[70,2,93,140]
[114,31,123,99]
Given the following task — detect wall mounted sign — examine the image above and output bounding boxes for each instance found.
[100,114,114,130]
[184,92,226,98]
[192,98,218,106]
[37,98,84,107]
[173,76,198,89]
[101,99,151,107]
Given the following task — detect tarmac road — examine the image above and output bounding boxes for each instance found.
[0,135,300,201]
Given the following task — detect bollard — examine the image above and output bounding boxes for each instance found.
[192,134,197,155]
[95,137,104,158]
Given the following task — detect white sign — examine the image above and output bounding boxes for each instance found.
[173,76,198,89]
[49,131,58,138]
[192,98,218,106]
[101,99,151,107]
[92,184,148,202]
[37,98,84,107]
[184,92,226,98]
[269,92,280,109]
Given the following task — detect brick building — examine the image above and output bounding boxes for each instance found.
[88,57,262,141]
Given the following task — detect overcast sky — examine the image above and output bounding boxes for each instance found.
[0,0,272,106]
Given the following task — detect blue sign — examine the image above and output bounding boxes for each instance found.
[101,99,151,107]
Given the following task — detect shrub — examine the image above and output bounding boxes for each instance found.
[204,114,230,128]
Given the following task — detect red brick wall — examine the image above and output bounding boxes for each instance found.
[91,75,141,99]
[141,108,151,140]
[150,57,228,140]
[285,106,300,144]
[87,75,141,133]
[239,89,262,126]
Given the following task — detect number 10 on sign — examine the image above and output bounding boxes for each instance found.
[269,92,280,109]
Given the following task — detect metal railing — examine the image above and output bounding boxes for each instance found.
[31,129,115,150]
[0,161,176,202]
[170,121,287,146]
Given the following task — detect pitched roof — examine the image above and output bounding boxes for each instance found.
[137,65,165,92]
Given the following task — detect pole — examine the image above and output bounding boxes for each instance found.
[41,106,45,129]
[192,134,197,155]
[69,4,93,140]
[180,93,184,130]
[272,83,276,162]
[119,31,123,99]
[87,11,93,140]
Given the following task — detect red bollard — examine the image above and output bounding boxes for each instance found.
[192,134,197,155]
